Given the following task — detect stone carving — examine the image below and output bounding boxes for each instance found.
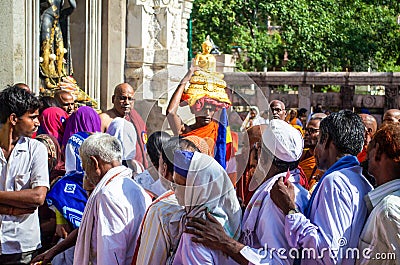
[170,11,180,49]
[385,85,399,109]
[148,14,163,49]
[362,95,376,108]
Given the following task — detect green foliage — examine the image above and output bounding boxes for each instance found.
[191,0,284,71]
[191,0,400,72]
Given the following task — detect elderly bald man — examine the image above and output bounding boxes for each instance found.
[270,100,286,120]
[99,83,135,132]
[54,90,75,115]
[99,83,149,168]
[382,109,400,126]
[74,133,151,265]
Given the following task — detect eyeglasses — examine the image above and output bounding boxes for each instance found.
[305,127,320,134]
[118,96,134,102]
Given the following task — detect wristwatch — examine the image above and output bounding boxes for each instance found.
[287,208,300,215]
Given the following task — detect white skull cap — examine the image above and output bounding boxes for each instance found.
[262,119,304,162]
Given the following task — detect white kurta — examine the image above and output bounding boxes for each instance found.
[240,169,309,265]
[285,166,373,265]
[74,166,151,265]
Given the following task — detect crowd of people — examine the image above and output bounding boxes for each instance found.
[0,69,399,265]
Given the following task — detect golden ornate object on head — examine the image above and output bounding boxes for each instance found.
[182,35,231,107]
[39,76,99,110]
[195,36,216,72]
[60,76,99,109]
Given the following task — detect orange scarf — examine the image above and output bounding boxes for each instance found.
[299,155,321,190]
[182,121,218,154]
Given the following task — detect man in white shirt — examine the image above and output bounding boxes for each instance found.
[356,123,400,265]
[74,133,151,265]
[0,85,49,264]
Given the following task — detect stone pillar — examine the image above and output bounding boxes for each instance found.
[69,0,102,107]
[125,0,158,99]
[85,0,102,106]
[298,85,311,112]
[69,1,86,90]
[26,0,40,94]
[101,0,127,110]
[0,0,40,93]
[340,85,355,110]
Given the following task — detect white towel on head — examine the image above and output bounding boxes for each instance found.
[262,119,303,162]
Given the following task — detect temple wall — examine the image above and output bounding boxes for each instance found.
[0,0,40,93]
[0,0,193,113]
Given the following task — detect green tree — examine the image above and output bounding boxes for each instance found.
[191,0,284,71]
[191,0,400,72]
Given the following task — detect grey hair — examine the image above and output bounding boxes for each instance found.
[79,133,122,163]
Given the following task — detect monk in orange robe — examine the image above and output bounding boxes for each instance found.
[166,66,237,184]
[299,113,326,192]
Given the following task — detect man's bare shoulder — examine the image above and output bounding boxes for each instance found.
[99,109,116,132]
[99,109,118,119]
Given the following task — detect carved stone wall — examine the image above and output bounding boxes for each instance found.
[243,71,400,119]
[125,0,192,112]
[385,85,399,110]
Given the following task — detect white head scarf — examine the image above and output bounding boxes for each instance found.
[106,117,137,160]
[176,152,242,240]
[240,106,262,131]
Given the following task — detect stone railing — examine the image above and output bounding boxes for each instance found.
[224,72,400,113]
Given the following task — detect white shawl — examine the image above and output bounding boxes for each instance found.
[73,166,132,265]
[182,152,242,240]
[106,117,137,160]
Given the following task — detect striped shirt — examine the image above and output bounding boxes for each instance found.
[135,191,185,265]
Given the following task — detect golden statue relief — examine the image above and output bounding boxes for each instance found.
[39,0,98,109]
[40,0,75,89]
[182,36,231,107]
